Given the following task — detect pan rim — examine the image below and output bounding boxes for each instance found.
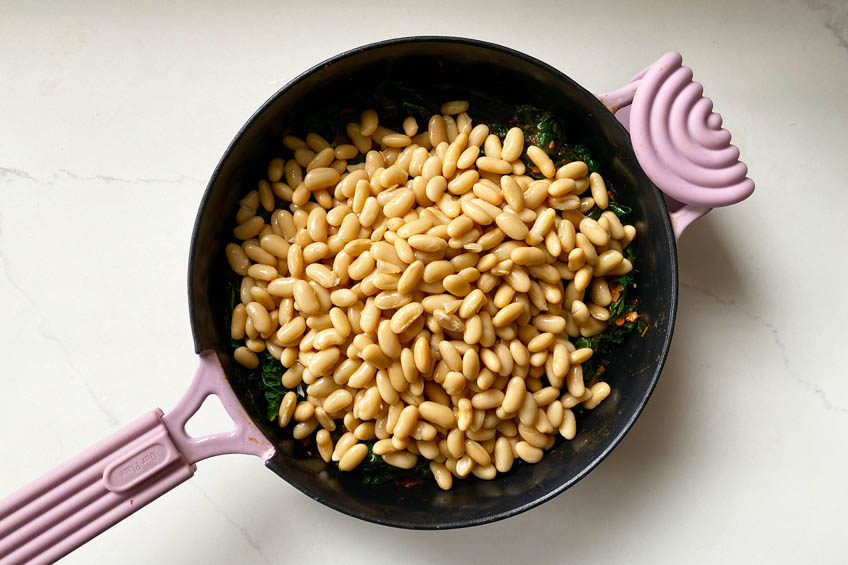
[188,35,679,530]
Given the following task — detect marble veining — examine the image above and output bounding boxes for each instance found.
[0,216,120,427]
[682,282,848,414]
[807,0,848,50]
[1,166,204,186]
[191,484,273,565]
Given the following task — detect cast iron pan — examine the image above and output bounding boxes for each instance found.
[0,37,753,564]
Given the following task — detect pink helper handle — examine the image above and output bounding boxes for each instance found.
[0,350,273,565]
[596,52,755,239]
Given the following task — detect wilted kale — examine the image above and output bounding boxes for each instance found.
[562,144,599,173]
[587,199,631,221]
[573,247,641,383]
[488,122,509,138]
[513,105,566,156]
[487,105,606,178]
[607,201,632,217]
[259,354,288,421]
[371,82,435,124]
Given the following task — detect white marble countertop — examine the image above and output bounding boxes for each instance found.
[2,1,847,563]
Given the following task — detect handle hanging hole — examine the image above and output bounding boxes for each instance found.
[183,394,235,439]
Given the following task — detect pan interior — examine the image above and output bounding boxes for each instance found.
[188,37,677,529]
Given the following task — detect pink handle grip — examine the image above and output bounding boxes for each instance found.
[597,52,754,239]
[0,351,273,565]
[0,411,193,565]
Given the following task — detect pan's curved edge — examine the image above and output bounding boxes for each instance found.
[187,36,680,529]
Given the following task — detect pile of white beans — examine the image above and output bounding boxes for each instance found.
[225,100,636,489]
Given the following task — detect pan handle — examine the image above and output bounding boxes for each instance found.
[596,52,754,239]
[0,351,273,565]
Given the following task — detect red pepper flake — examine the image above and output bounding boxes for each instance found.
[339,107,353,116]
[625,311,639,323]
[548,141,555,150]
[609,285,621,302]
[614,318,626,326]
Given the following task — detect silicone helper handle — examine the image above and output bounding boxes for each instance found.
[596,52,754,239]
[0,351,273,565]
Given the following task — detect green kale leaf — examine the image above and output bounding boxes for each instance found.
[260,353,288,421]
[607,202,632,217]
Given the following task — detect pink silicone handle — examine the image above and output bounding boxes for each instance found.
[0,411,193,565]
[0,351,272,565]
[597,52,754,239]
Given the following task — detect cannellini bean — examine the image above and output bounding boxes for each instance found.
[527,146,555,178]
[589,172,609,209]
[495,211,529,240]
[492,302,525,327]
[338,443,369,471]
[441,100,470,115]
[557,161,589,179]
[419,401,456,428]
[234,346,258,369]
[515,441,543,463]
[583,382,612,409]
[476,156,512,174]
[500,127,524,162]
[430,461,453,490]
[557,407,576,440]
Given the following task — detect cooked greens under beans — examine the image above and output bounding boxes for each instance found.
[224,99,641,489]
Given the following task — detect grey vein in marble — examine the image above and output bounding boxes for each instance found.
[0,167,39,182]
[0,165,204,186]
[807,0,848,50]
[190,483,272,565]
[682,282,847,414]
[0,212,121,427]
